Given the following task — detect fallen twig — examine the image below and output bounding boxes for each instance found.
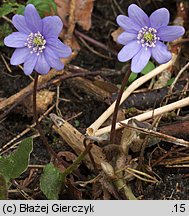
[120,122,189,148]
[49,113,106,170]
[87,56,176,136]
[95,96,189,136]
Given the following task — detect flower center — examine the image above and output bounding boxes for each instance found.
[25,32,46,55]
[137,26,160,49]
[144,32,154,42]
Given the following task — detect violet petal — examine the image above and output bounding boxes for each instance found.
[34,54,50,74]
[150,8,170,29]
[4,32,27,48]
[12,15,31,34]
[47,38,72,58]
[24,4,42,33]
[118,41,141,62]
[116,15,141,33]
[10,47,30,65]
[46,55,64,70]
[128,4,149,27]
[117,32,137,45]
[158,26,185,42]
[131,48,151,73]
[152,41,172,64]
[44,46,64,70]
[24,53,38,75]
[42,16,63,39]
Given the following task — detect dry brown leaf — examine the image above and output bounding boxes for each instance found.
[0,98,6,103]
[23,90,55,116]
[54,0,94,31]
[57,151,77,162]
[111,27,123,42]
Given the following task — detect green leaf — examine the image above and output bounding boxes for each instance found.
[27,0,57,17]
[7,0,17,3]
[166,77,175,86]
[0,23,12,46]
[0,174,7,200]
[0,4,14,17]
[16,5,25,15]
[128,72,138,83]
[0,137,33,182]
[141,61,155,75]
[40,163,63,200]
[74,120,80,128]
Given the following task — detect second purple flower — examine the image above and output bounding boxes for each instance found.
[117,4,185,73]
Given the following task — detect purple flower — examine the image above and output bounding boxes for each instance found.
[116,4,185,73]
[4,4,72,75]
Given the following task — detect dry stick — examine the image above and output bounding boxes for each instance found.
[95,96,189,136]
[87,56,175,136]
[152,61,189,132]
[0,105,55,155]
[33,73,58,159]
[0,66,68,113]
[168,62,189,117]
[74,29,117,56]
[0,91,31,120]
[159,156,189,166]
[112,0,125,14]
[110,70,131,144]
[172,38,189,45]
[50,113,106,169]
[152,146,186,167]
[79,36,113,60]
[65,0,76,46]
[170,61,189,91]
[1,55,12,73]
[120,122,189,147]
[3,66,118,112]
[0,134,39,156]
[0,68,112,120]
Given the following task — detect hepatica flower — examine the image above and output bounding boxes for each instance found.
[4,4,72,75]
[117,4,185,73]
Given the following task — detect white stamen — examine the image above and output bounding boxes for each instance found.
[137,26,160,49]
[25,31,46,56]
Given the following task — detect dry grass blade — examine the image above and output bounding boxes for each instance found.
[95,96,189,136]
[120,122,189,148]
[124,167,159,183]
[87,56,176,136]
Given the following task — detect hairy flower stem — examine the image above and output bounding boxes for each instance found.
[110,70,131,144]
[62,142,93,182]
[33,72,58,159]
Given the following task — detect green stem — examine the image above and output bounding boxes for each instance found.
[62,143,93,180]
[110,70,131,144]
[33,73,92,177]
[115,179,137,200]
